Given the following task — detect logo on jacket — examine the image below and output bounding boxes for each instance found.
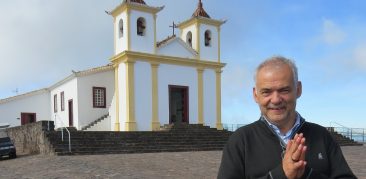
[318,153,324,160]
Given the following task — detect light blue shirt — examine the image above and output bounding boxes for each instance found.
[263,113,301,144]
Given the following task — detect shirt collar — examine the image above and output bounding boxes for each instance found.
[262,112,301,144]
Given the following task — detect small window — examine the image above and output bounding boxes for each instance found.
[93,87,106,108]
[119,19,123,38]
[205,30,212,47]
[186,31,192,47]
[61,92,65,111]
[54,94,57,113]
[137,17,146,36]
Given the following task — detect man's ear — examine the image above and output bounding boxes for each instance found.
[253,87,259,103]
[296,81,302,98]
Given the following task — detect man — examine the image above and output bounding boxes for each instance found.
[217,56,356,179]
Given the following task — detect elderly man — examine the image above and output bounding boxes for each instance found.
[218,56,356,179]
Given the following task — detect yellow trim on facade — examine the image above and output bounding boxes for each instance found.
[197,68,204,124]
[151,63,160,130]
[154,14,157,54]
[217,26,221,63]
[177,17,225,30]
[215,69,223,130]
[114,65,120,131]
[125,59,136,131]
[196,23,201,59]
[127,9,131,51]
[110,3,163,18]
[110,51,225,69]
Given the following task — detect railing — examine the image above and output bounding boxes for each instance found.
[224,122,365,143]
[222,123,246,131]
[54,114,72,153]
[329,122,365,143]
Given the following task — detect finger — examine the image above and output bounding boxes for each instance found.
[286,139,292,151]
[299,145,307,161]
[291,144,304,161]
[289,137,301,154]
[300,137,306,145]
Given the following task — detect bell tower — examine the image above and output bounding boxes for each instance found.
[178,0,226,62]
[110,0,164,55]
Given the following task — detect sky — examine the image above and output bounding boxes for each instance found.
[0,0,365,128]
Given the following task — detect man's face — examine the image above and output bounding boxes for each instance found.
[253,64,302,127]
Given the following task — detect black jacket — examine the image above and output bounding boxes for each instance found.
[217,118,357,179]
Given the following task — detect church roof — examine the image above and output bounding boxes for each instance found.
[156,35,177,48]
[192,0,210,18]
[124,0,146,5]
[49,64,114,90]
[0,64,115,104]
[0,88,49,105]
[157,35,198,56]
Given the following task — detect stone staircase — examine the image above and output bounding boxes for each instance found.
[329,130,363,146]
[81,114,109,131]
[45,123,232,156]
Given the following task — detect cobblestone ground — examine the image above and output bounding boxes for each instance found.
[0,146,365,179]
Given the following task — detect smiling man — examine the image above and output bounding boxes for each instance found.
[217,56,356,179]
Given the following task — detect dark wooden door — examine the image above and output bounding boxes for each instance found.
[21,113,36,125]
[169,85,189,124]
[68,99,73,127]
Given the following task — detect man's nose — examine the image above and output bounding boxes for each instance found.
[270,92,282,104]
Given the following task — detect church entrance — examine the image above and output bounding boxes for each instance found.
[21,113,36,125]
[169,85,189,124]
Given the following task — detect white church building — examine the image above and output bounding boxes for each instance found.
[0,0,226,131]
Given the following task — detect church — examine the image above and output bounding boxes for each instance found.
[0,0,226,131]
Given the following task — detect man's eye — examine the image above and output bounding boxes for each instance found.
[261,91,270,96]
[280,89,290,94]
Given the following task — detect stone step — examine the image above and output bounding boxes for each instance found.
[45,124,232,155]
[55,147,224,156]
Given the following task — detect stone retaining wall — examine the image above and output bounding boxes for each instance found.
[6,121,55,155]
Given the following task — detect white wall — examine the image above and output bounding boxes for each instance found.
[203,69,217,128]
[181,24,197,50]
[86,116,111,131]
[158,64,198,125]
[134,61,152,131]
[157,39,196,59]
[51,78,78,128]
[0,91,50,127]
[77,70,114,130]
[109,92,116,131]
[130,10,155,53]
[200,24,219,61]
[115,12,128,55]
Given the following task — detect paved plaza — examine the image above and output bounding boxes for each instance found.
[0,146,365,179]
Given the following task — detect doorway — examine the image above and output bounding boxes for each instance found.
[169,85,189,124]
[21,113,36,125]
[68,99,74,127]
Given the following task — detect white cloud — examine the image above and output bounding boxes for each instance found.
[353,45,366,70]
[322,19,346,45]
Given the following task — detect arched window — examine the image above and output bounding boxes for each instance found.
[186,31,192,47]
[204,30,211,47]
[119,19,123,38]
[137,17,146,36]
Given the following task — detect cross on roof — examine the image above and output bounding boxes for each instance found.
[169,21,178,36]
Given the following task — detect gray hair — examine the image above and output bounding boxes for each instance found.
[254,56,299,87]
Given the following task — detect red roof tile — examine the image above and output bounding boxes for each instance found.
[192,0,210,18]
[156,35,176,47]
[124,0,146,5]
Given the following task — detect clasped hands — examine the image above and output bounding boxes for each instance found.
[283,133,307,179]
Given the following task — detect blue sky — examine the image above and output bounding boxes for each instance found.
[0,0,365,128]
